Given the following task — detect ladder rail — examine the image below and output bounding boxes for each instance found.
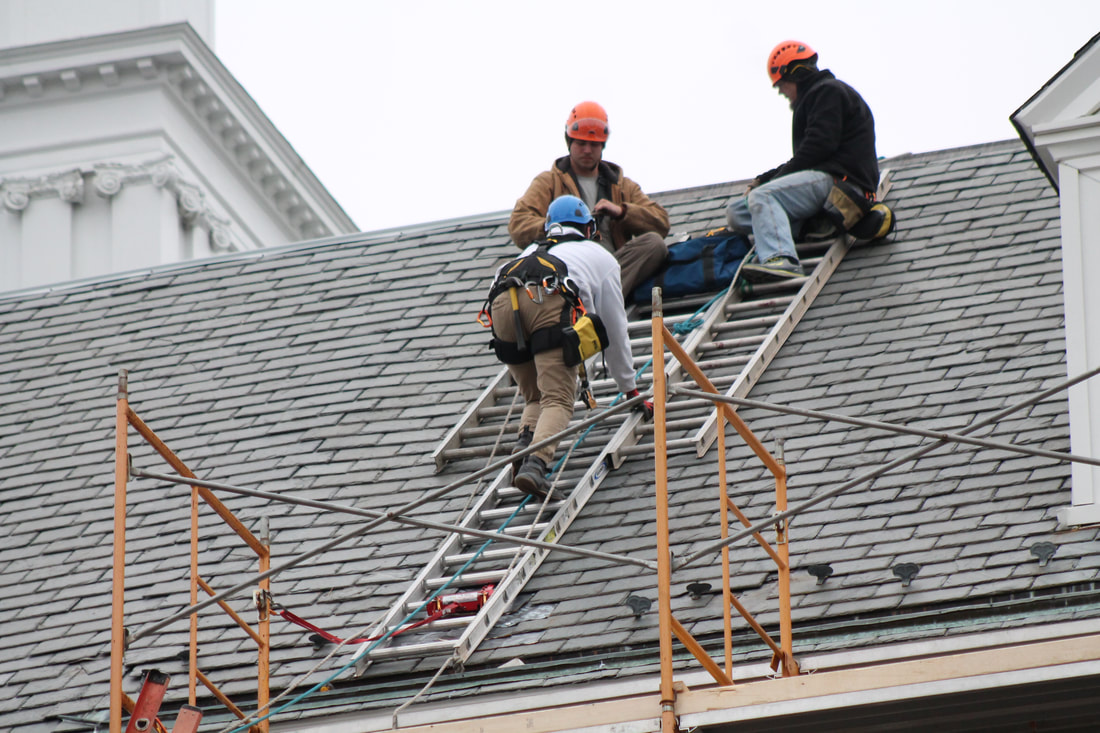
[692,235,851,456]
[361,407,650,667]
[395,204,891,670]
[448,411,646,665]
[431,367,512,472]
[352,470,511,670]
[608,278,746,468]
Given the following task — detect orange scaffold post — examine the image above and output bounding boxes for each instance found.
[649,288,799,732]
[111,369,271,733]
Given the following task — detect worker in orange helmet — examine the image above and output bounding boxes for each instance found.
[729,41,880,282]
[509,101,670,302]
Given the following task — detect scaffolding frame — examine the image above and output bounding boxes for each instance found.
[649,289,799,733]
[111,370,271,733]
[108,354,1100,732]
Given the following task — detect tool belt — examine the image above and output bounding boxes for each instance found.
[479,241,608,370]
[823,176,895,241]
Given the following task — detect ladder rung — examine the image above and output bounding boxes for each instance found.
[638,417,706,435]
[367,640,458,660]
[390,613,472,631]
[627,312,698,333]
[697,335,767,353]
[479,501,564,522]
[693,355,751,371]
[425,569,508,590]
[742,276,809,296]
[796,240,834,255]
[618,438,695,456]
[445,547,521,566]
[500,521,550,537]
[634,290,727,317]
[714,314,781,333]
[725,295,795,315]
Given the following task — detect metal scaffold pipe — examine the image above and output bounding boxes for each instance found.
[131,468,654,570]
[127,393,648,644]
[674,364,1100,570]
[669,386,1100,468]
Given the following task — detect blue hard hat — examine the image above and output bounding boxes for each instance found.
[545,195,594,232]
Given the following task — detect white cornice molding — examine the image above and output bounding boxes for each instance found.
[0,23,357,241]
[1012,32,1100,189]
[1,154,237,251]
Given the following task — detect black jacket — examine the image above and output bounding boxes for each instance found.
[758,69,879,195]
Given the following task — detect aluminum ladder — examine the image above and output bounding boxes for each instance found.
[359,216,878,670]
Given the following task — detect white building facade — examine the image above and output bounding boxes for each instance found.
[1013,32,1100,527]
[0,0,356,294]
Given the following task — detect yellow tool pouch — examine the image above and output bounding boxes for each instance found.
[824,179,872,230]
[562,313,608,367]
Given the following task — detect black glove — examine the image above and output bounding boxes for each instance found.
[627,389,653,420]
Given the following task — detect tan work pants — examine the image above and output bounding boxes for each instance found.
[615,231,668,300]
[491,290,577,464]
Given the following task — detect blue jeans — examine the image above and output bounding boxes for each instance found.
[725,170,833,264]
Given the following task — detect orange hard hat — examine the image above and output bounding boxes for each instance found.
[767,40,817,86]
[565,101,610,142]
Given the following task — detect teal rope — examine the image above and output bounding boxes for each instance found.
[670,287,729,335]
[233,289,731,729]
[225,496,534,733]
[552,286,727,472]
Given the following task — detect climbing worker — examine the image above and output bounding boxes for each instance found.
[486,195,642,498]
[509,101,671,301]
[728,40,880,282]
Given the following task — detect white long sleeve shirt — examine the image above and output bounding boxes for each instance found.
[506,234,637,394]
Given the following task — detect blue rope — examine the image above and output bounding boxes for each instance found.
[233,288,731,729]
[670,287,729,335]
[225,496,534,733]
[552,287,727,472]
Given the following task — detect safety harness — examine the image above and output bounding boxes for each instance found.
[478,235,609,408]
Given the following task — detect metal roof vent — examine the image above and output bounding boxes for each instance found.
[892,562,920,587]
[686,582,712,600]
[805,564,833,585]
[625,595,652,617]
[1030,541,1057,567]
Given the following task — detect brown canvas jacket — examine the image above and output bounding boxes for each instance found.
[509,156,670,250]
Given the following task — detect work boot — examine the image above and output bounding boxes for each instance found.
[741,256,804,283]
[511,426,534,482]
[514,456,551,499]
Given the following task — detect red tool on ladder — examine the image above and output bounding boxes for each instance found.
[272,585,495,646]
[125,670,203,733]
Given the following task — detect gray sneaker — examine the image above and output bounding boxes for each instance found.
[514,456,551,499]
[741,256,804,283]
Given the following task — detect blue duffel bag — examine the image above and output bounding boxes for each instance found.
[632,230,751,303]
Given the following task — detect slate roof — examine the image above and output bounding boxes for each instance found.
[2,138,1098,732]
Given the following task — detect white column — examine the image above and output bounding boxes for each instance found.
[0,209,22,292]
[109,183,178,273]
[71,188,113,281]
[21,198,74,288]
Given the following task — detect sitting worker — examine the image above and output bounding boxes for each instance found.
[728,40,880,282]
[509,101,670,300]
[488,195,641,498]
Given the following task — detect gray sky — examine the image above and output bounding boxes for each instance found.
[214,1,1100,233]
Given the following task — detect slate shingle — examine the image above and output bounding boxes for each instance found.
[3,140,1100,730]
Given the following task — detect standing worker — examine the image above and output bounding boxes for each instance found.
[729,40,880,282]
[487,195,643,498]
[510,101,670,300]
